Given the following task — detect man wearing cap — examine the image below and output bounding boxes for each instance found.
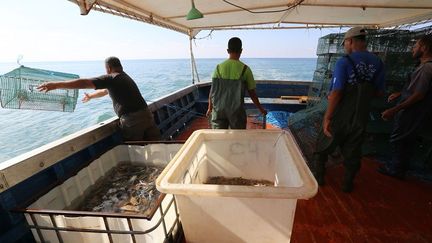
[206,37,267,129]
[313,27,385,192]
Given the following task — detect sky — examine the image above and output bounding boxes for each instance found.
[0,0,346,62]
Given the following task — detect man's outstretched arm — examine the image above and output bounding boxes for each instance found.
[37,78,95,92]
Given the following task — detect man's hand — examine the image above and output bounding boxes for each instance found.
[381,107,398,121]
[387,92,401,102]
[206,108,212,117]
[322,90,342,138]
[37,82,59,92]
[323,118,332,137]
[82,93,92,103]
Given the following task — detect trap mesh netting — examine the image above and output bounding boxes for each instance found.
[288,26,432,166]
[0,66,79,112]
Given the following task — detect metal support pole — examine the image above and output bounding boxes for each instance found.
[189,36,201,84]
[189,37,195,84]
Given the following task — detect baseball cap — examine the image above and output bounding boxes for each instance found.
[341,27,366,45]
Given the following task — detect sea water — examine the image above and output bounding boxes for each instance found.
[0,58,316,162]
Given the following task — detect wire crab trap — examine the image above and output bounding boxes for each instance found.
[0,66,79,112]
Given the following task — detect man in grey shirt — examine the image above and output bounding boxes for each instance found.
[38,57,161,141]
[379,35,432,179]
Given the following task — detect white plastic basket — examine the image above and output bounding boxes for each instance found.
[157,129,317,243]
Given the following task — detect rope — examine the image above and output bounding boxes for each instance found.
[148,99,207,118]
[222,0,304,14]
[164,103,207,118]
[194,30,214,40]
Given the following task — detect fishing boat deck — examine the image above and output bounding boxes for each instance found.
[177,117,432,243]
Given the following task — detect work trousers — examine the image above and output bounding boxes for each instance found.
[119,108,161,141]
[314,125,365,176]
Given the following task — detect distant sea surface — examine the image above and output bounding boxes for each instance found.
[0,58,316,163]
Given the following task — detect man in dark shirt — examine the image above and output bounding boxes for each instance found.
[38,57,161,141]
[379,35,432,179]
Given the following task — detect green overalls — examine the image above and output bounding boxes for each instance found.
[210,65,248,129]
[314,55,376,189]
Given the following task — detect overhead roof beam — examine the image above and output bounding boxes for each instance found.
[300,3,432,10]
[69,0,190,34]
[379,12,432,28]
[192,21,379,31]
[167,3,432,19]
[167,3,301,19]
[205,25,350,31]
[71,0,96,15]
[69,1,432,35]
[103,0,189,31]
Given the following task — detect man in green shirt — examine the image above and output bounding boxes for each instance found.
[206,37,267,129]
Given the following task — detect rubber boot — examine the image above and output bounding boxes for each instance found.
[341,169,356,193]
[313,154,327,186]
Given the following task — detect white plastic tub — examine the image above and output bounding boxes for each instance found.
[157,129,317,243]
[25,143,183,243]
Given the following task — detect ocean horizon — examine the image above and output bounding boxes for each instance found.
[0,58,317,162]
[0,57,317,64]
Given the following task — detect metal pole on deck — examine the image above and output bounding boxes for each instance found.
[189,37,195,84]
[189,36,200,84]
[193,53,200,83]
